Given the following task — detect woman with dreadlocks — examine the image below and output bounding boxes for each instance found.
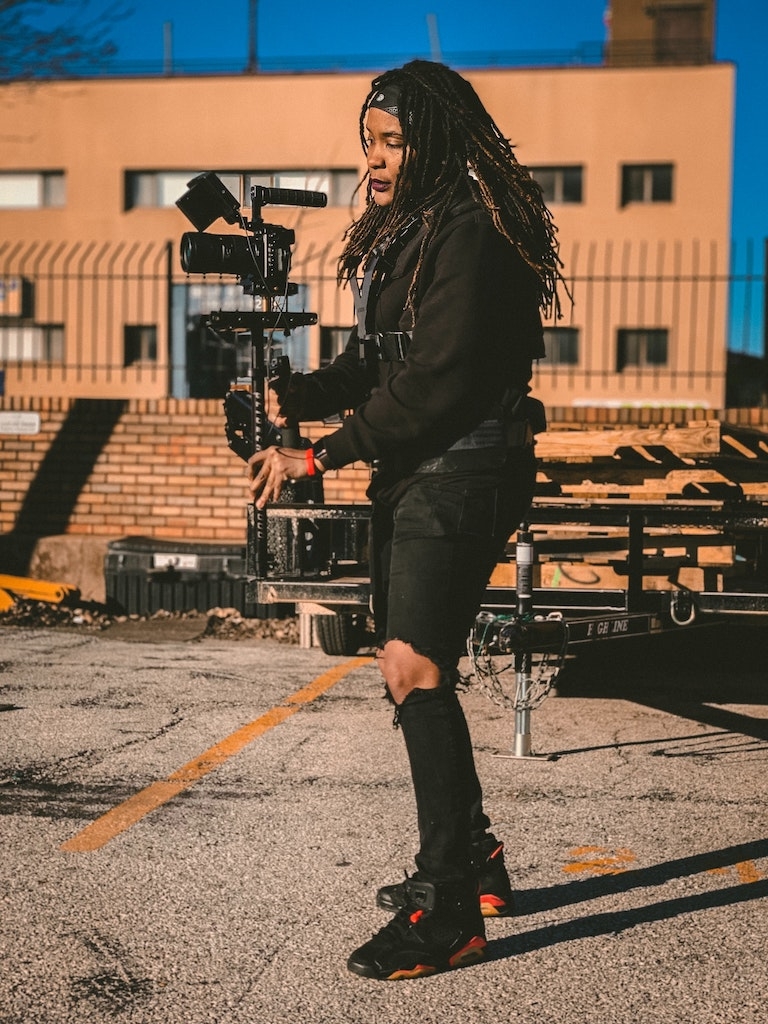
[247,59,561,979]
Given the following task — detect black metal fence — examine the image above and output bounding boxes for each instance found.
[0,237,765,406]
[0,239,173,395]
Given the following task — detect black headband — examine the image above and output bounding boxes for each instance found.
[367,84,401,120]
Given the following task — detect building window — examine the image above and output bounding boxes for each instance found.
[543,326,579,365]
[617,328,669,371]
[621,164,673,206]
[0,324,64,361]
[0,172,65,209]
[654,5,709,64]
[124,324,157,365]
[39,324,64,361]
[530,166,583,204]
[246,171,359,207]
[319,326,351,367]
[126,169,359,210]
[125,171,195,209]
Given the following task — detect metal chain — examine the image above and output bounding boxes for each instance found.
[463,613,567,711]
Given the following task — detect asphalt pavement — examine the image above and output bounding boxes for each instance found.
[0,617,766,1024]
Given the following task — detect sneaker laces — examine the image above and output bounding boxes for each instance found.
[370,873,435,946]
[370,903,425,951]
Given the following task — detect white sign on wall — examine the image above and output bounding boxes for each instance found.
[0,411,41,434]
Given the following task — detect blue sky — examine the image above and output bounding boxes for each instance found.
[39,0,768,248]
[106,0,612,64]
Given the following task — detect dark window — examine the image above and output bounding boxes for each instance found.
[126,169,359,211]
[531,166,583,204]
[319,326,351,368]
[621,164,673,206]
[39,324,65,361]
[125,172,193,210]
[124,324,157,365]
[655,5,708,63]
[617,328,669,371]
[543,327,579,365]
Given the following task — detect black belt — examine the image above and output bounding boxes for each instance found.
[415,419,533,474]
[362,332,411,362]
[448,419,505,450]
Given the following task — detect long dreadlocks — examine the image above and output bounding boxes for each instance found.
[338,59,564,319]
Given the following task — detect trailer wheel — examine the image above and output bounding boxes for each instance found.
[314,614,368,656]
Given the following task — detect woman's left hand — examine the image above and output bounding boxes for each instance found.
[247,446,310,508]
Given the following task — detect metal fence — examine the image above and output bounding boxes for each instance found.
[0,237,765,406]
[0,240,173,396]
[4,44,609,83]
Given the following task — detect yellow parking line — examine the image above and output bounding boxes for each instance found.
[61,656,373,853]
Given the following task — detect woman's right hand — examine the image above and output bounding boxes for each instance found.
[247,445,312,509]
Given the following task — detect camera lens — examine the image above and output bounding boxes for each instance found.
[180,232,257,275]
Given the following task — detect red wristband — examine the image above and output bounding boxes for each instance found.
[305,447,316,476]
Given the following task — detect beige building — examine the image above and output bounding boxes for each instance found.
[0,1,733,409]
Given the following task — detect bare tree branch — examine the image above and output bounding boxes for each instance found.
[0,0,131,80]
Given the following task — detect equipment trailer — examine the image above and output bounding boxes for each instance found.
[247,419,768,654]
[244,417,768,757]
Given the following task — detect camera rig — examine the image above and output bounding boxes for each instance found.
[176,171,328,576]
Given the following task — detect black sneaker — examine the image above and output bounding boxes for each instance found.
[474,835,515,918]
[348,878,486,981]
[376,836,515,918]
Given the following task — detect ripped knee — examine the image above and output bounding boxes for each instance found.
[377,638,442,705]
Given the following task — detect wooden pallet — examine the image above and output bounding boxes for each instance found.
[534,421,768,502]
[496,421,768,594]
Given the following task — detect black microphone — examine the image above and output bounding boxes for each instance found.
[251,186,327,209]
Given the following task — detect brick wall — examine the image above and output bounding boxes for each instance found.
[0,396,371,544]
[2,395,768,545]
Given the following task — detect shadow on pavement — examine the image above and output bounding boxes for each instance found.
[551,620,768,746]
[486,838,768,961]
[488,876,768,961]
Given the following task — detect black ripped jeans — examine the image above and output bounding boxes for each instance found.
[369,447,537,884]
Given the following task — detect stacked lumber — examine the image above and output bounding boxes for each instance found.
[497,420,768,594]
[533,420,768,502]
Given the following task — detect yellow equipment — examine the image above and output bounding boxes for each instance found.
[0,575,79,613]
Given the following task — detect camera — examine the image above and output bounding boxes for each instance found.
[176,171,327,294]
[180,226,293,289]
